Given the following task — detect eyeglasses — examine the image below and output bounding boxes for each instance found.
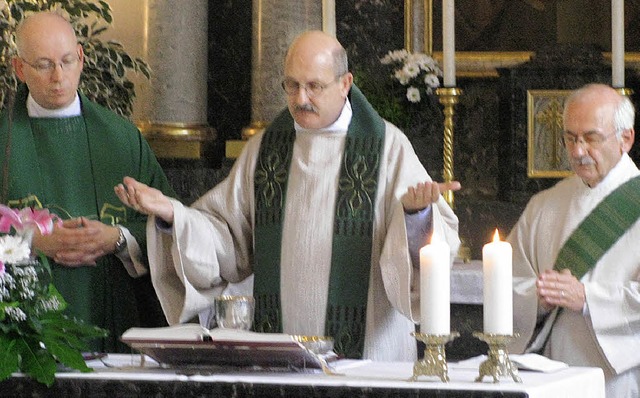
[561,131,617,149]
[281,76,342,98]
[20,54,80,74]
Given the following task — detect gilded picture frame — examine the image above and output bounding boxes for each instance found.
[526,90,572,178]
[409,1,640,77]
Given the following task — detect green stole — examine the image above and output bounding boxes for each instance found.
[253,86,385,359]
[529,175,640,354]
[554,175,640,277]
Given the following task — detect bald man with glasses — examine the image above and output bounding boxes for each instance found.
[115,30,460,361]
[0,11,176,353]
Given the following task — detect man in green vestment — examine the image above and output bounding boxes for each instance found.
[509,84,640,397]
[0,12,176,353]
[115,31,461,360]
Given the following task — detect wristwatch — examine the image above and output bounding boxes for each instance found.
[114,225,127,254]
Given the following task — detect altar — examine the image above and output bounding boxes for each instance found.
[2,354,605,398]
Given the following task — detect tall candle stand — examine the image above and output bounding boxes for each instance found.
[436,87,471,263]
[409,332,459,382]
[472,332,522,383]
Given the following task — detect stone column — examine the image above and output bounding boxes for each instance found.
[239,0,327,143]
[405,0,429,54]
[104,0,213,159]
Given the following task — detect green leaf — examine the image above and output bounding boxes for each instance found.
[15,337,57,387]
[43,338,91,373]
[0,337,20,381]
[47,283,68,311]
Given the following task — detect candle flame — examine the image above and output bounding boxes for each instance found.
[493,229,501,242]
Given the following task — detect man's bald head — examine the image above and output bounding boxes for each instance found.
[285,30,348,78]
[12,11,83,109]
[16,12,77,57]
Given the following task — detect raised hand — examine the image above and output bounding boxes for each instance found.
[401,180,461,213]
[114,176,175,224]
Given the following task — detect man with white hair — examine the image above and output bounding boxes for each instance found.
[509,83,640,397]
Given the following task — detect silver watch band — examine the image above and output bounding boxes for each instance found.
[114,225,127,254]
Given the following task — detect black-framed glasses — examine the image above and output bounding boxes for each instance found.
[20,53,80,74]
[561,131,616,149]
[281,76,342,98]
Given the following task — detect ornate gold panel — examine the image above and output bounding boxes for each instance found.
[526,90,572,178]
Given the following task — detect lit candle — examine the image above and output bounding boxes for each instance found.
[419,234,451,335]
[482,229,513,335]
[442,0,456,87]
[612,0,625,87]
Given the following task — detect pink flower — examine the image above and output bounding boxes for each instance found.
[0,205,61,236]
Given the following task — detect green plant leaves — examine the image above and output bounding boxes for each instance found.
[0,336,19,380]
[0,257,108,386]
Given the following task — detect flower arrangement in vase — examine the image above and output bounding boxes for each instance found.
[0,205,107,386]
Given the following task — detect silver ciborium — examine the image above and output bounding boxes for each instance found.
[214,295,255,330]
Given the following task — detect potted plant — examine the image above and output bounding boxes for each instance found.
[0,0,150,117]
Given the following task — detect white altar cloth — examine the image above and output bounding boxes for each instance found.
[43,354,605,398]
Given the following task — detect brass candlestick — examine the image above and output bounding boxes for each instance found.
[409,331,459,382]
[436,87,461,208]
[472,332,522,383]
[436,87,471,263]
[615,87,633,97]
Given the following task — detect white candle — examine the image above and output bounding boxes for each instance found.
[482,229,513,335]
[612,0,625,87]
[419,234,451,335]
[442,0,456,87]
[322,0,336,37]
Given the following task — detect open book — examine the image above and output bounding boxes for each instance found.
[121,323,336,371]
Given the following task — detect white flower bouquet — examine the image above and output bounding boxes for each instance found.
[380,49,442,103]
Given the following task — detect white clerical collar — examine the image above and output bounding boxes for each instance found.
[294,98,353,134]
[27,93,81,117]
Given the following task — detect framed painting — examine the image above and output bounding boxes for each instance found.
[408,0,640,77]
[526,90,572,178]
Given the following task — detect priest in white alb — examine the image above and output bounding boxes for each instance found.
[508,84,640,397]
[115,31,460,361]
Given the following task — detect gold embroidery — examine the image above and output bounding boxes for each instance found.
[100,203,128,225]
[7,194,127,225]
[7,194,43,209]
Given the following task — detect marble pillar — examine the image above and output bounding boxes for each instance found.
[405,0,429,54]
[104,0,212,159]
[241,0,327,140]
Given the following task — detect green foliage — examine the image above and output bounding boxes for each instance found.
[0,254,108,387]
[353,50,442,131]
[0,0,150,117]
[353,69,411,129]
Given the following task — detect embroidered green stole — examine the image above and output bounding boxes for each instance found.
[253,86,385,359]
[554,175,640,278]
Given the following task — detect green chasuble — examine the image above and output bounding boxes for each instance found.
[0,85,176,352]
[554,175,640,278]
[253,85,385,358]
